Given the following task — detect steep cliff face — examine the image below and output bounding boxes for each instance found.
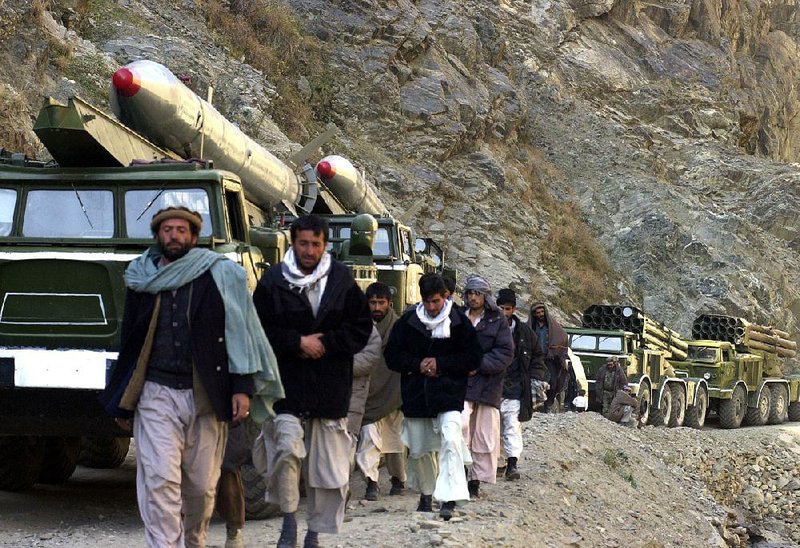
[3,0,800,339]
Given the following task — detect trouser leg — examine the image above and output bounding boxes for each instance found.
[385,452,407,482]
[263,415,306,513]
[408,452,437,496]
[500,399,523,459]
[305,418,351,534]
[182,415,227,548]
[466,404,500,484]
[134,382,190,548]
[355,423,381,482]
[216,469,245,530]
[433,411,470,503]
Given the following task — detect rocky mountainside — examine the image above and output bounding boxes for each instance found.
[2,0,800,335]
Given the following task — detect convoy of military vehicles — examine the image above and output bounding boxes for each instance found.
[1,59,799,501]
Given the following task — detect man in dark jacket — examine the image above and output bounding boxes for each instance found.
[253,215,372,548]
[595,357,629,417]
[460,275,514,498]
[496,288,543,481]
[101,207,259,548]
[528,302,570,411]
[385,274,482,521]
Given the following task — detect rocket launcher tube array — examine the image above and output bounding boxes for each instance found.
[110,60,310,212]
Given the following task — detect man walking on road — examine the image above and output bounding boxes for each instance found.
[253,214,372,548]
[528,302,570,411]
[101,206,279,548]
[460,276,513,498]
[356,282,407,501]
[385,274,482,521]
[496,288,542,481]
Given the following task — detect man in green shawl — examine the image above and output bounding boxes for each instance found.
[101,206,282,548]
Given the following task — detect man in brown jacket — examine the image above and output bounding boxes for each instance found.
[608,386,639,426]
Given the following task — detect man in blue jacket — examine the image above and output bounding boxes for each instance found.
[385,274,482,521]
[253,215,372,548]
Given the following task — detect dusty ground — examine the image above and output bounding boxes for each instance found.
[2,413,799,547]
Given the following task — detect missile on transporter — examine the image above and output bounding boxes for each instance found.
[315,155,387,215]
[110,59,317,214]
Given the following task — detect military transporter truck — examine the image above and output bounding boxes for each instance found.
[567,305,708,428]
[0,64,448,494]
[670,314,800,429]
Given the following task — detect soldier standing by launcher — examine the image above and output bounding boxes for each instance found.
[595,357,628,417]
[460,276,514,498]
[385,274,482,521]
[101,206,277,548]
[495,288,542,481]
[253,215,372,548]
[356,282,407,501]
[528,302,570,411]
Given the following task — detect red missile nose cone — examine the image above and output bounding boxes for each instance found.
[316,160,335,179]
[112,67,141,97]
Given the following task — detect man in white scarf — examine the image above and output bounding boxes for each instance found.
[385,274,483,521]
[253,215,372,548]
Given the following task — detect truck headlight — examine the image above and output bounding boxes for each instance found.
[703,372,711,380]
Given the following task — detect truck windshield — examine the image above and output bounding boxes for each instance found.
[688,346,718,362]
[0,188,14,236]
[125,188,212,238]
[336,227,391,255]
[570,335,598,350]
[598,337,623,351]
[23,189,114,238]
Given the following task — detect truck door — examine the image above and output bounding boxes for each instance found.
[223,184,263,292]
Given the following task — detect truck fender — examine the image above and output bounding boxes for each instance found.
[748,379,789,407]
[685,378,708,407]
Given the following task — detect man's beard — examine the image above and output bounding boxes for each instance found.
[159,240,193,261]
[371,310,386,322]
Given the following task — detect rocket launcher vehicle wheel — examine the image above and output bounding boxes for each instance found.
[684,388,707,429]
[636,380,651,425]
[648,387,672,427]
[789,402,800,422]
[668,385,686,427]
[719,385,746,429]
[768,385,788,425]
[0,436,45,491]
[745,387,771,426]
[38,436,80,484]
[79,436,131,469]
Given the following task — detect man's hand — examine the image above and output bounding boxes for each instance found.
[232,393,250,422]
[115,417,132,432]
[420,357,438,377]
[299,333,326,359]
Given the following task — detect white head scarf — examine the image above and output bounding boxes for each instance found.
[281,248,332,315]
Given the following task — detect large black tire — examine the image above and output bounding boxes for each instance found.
[768,384,789,425]
[745,386,771,426]
[636,380,651,425]
[241,463,281,520]
[79,436,131,469]
[648,386,672,427]
[789,401,800,422]
[669,384,686,427]
[684,388,708,429]
[719,385,746,429]
[0,436,45,491]
[38,437,81,484]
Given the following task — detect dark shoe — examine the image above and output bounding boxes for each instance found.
[389,476,405,496]
[505,457,520,481]
[277,512,297,548]
[416,494,433,512]
[439,501,456,521]
[364,478,379,501]
[303,530,319,548]
[468,479,480,498]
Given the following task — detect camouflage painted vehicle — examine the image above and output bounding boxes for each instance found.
[670,339,800,429]
[567,305,708,429]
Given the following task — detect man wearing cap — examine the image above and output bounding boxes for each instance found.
[495,288,543,481]
[461,275,514,498]
[253,214,372,548]
[595,357,629,417]
[101,206,278,548]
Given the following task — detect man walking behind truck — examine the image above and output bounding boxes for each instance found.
[101,206,279,548]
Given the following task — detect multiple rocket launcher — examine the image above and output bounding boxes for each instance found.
[583,305,797,361]
[109,60,385,216]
